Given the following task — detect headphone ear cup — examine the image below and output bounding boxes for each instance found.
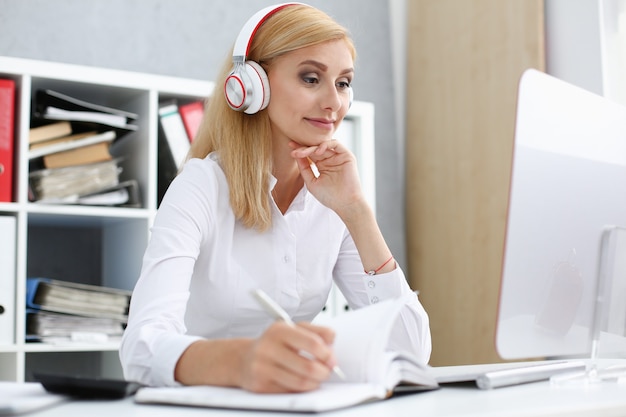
[242,61,270,114]
[223,61,270,114]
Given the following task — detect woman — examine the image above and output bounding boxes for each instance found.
[119,3,431,394]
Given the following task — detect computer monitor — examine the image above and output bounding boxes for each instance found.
[496,69,626,360]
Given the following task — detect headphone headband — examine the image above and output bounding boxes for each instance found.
[232,3,303,61]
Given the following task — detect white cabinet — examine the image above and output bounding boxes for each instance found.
[0,56,375,382]
[0,56,213,382]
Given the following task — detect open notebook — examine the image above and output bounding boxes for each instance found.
[135,295,438,413]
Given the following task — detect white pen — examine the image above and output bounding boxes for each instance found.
[251,288,346,380]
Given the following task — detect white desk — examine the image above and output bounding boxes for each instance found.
[24,375,626,417]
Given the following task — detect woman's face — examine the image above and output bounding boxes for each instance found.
[266,39,354,147]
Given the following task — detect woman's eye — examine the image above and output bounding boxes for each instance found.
[337,81,351,89]
[302,76,319,84]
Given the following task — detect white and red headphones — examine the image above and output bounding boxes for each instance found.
[224,3,354,115]
[224,3,300,114]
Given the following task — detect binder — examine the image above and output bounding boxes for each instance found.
[34,89,138,133]
[178,100,204,142]
[0,79,16,202]
[156,130,178,207]
[0,216,16,344]
[158,102,190,169]
[25,277,131,320]
[74,179,141,208]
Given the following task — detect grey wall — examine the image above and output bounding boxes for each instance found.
[544,0,604,96]
[0,0,407,267]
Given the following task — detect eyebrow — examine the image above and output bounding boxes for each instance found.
[299,59,354,76]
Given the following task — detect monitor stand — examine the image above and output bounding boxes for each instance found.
[551,226,626,385]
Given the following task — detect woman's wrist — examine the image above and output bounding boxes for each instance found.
[175,338,252,387]
[365,255,395,275]
[334,197,372,226]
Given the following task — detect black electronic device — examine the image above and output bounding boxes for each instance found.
[33,372,141,399]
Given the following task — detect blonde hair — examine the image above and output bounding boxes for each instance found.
[188,5,356,231]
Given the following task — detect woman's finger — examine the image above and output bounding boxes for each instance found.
[289,140,342,160]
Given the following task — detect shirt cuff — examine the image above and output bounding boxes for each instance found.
[362,267,412,304]
[151,333,204,386]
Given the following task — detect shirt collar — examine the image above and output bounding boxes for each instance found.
[269,174,308,213]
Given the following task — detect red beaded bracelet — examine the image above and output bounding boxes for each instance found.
[365,255,394,275]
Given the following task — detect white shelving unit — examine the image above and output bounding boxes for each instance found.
[0,56,375,382]
[0,56,213,382]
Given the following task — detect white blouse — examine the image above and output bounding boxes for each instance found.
[119,153,431,387]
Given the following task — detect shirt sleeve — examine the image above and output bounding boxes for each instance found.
[119,160,212,386]
[332,230,432,364]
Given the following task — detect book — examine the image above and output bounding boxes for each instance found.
[178,100,204,142]
[158,102,190,169]
[42,140,113,169]
[29,121,73,145]
[29,131,97,152]
[0,217,16,344]
[29,159,121,202]
[26,277,131,321]
[34,89,138,132]
[135,296,438,413]
[0,79,16,202]
[29,130,115,160]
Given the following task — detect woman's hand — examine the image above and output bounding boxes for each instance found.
[289,140,365,217]
[239,321,337,393]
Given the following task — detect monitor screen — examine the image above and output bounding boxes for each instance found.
[496,69,626,360]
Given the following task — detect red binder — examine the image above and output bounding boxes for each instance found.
[178,101,204,143]
[0,79,16,202]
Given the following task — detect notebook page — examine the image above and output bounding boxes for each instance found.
[318,297,405,383]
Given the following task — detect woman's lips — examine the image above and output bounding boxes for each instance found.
[306,118,334,130]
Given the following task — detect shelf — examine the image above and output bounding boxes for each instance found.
[25,206,150,224]
[0,341,121,353]
[0,56,214,382]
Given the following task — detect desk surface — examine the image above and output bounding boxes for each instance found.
[25,374,626,417]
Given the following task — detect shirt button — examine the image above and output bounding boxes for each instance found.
[283,255,289,263]
[371,296,379,303]
[368,281,376,289]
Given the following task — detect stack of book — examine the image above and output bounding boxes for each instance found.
[28,90,140,206]
[25,277,132,343]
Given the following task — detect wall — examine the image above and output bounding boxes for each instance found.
[0,0,408,267]
[389,0,407,202]
[544,0,626,107]
[544,0,604,96]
